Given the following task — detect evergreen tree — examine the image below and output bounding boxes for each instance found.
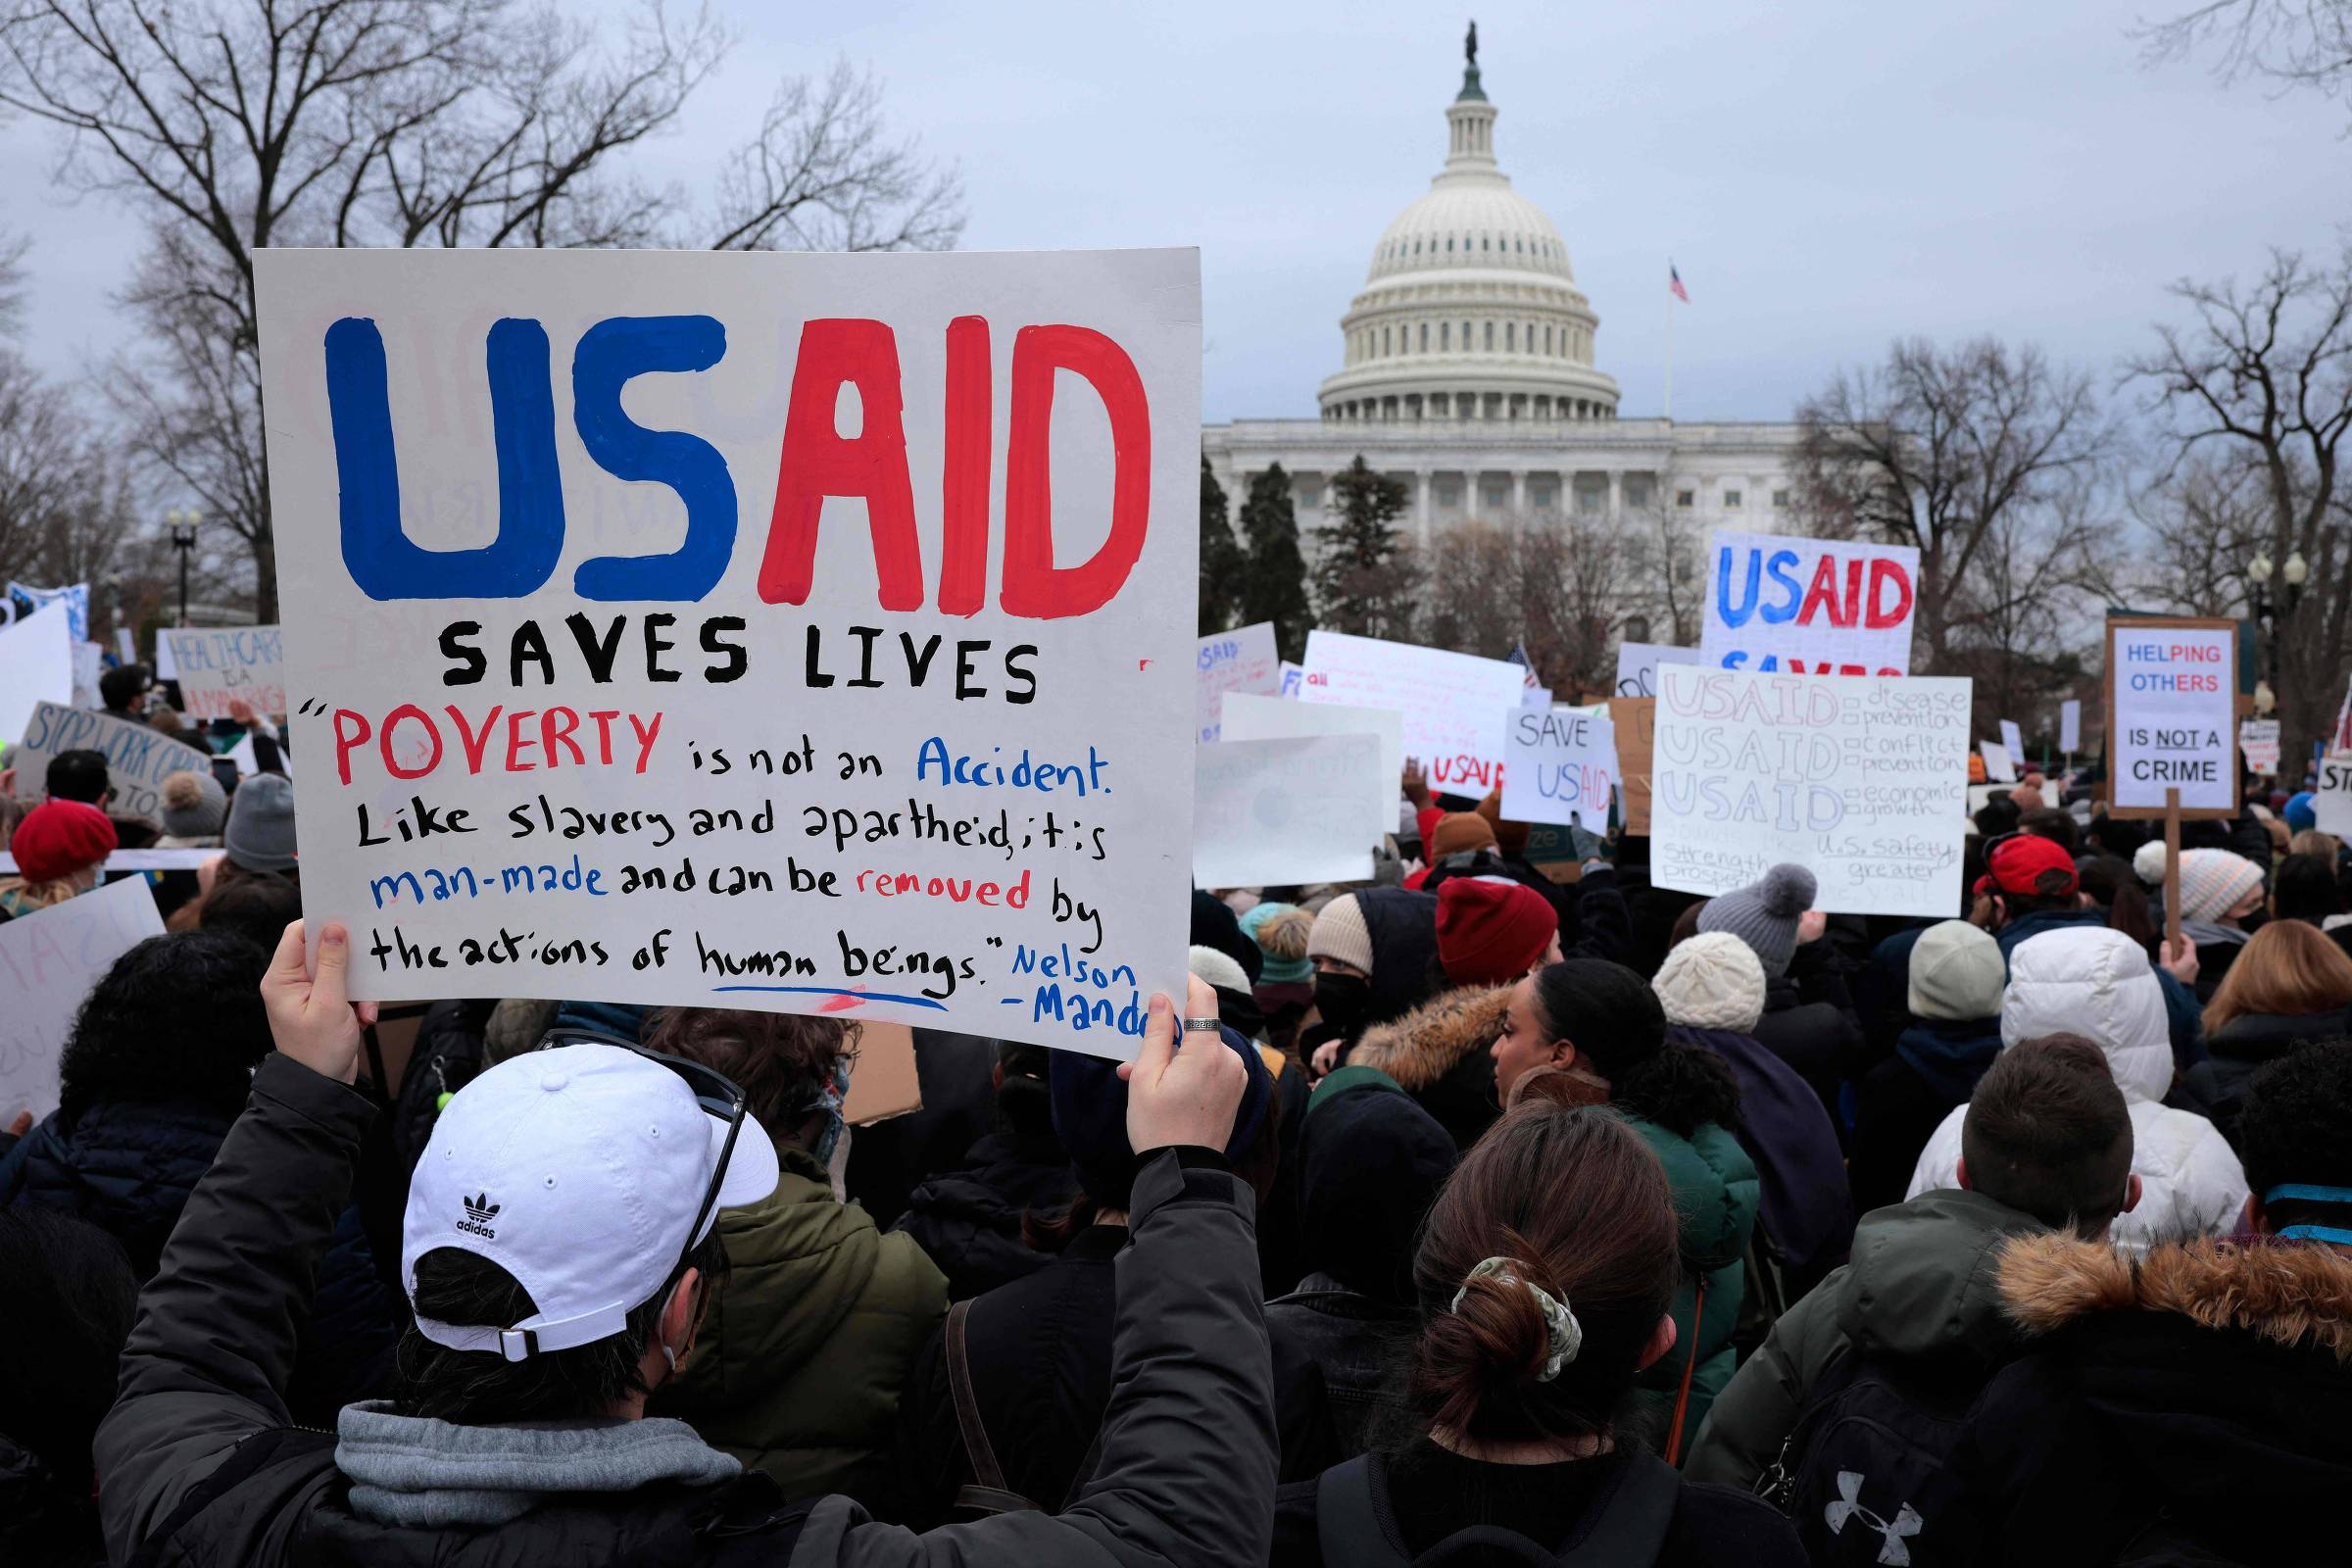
[1237,464,1313,662]
[1198,457,1247,635]
[1314,455,1418,639]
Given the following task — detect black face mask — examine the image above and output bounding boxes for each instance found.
[1315,972,1374,1039]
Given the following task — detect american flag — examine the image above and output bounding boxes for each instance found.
[1669,264,1690,303]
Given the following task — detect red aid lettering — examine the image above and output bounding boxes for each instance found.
[541,707,585,767]
[333,709,373,786]
[505,710,540,771]
[1842,559,1864,627]
[1799,557,1848,627]
[381,705,443,781]
[445,705,504,773]
[760,319,923,610]
[627,712,662,774]
[588,710,620,765]
[1866,559,1913,629]
[1001,324,1151,618]
[938,316,992,616]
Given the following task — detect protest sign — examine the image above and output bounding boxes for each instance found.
[254,246,1200,1060]
[164,625,288,719]
[10,702,216,820]
[2105,617,2237,819]
[1613,641,1704,699]
[2060,699,2082,755]
[1501,706,1618,826]
[1195,621,1279,743]
[7,580,89,640]
[2239,718,2280,778]
[1219,691,1400,844]
[1193,734,1382,888]
[1278,660,1303,698]
[1298,629,1522,794]
[73,641,103,710]
[0,848,223,874]
[0,877,166,1121]
[116,627,136,663]
[1981,740,2017,783]
[0,602,76,749]
[2317,756,2352,837]
[2000,719,2027,768]
[1607,697,1657,835]
[1651,666,1971,917]
[1699,531,1918,676]
[155,631,178,680]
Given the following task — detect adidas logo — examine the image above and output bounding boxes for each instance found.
[456,1192,501,1240]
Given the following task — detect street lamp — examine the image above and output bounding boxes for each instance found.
[167,508,200,626]
[2247,547,2307,700]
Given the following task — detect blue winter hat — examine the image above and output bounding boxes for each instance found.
[1049,1023,1274,1209]
[2286,792,2318,834]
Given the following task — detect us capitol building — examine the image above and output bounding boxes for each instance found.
[1202,32,1806,630]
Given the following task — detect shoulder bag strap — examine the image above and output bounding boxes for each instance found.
[945,1298,1038,1513]
[1663,1273,1708,1466]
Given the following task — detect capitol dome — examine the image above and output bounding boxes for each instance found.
[1319,41,1619,424]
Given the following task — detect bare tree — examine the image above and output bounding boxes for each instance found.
[1939,480,2103,739]
[1792,337,2109,672]
[0,0,962,616]
[2139,2,2352,116]
[2126,245,2352,762]
[1414,511,1633,698]
[1618,471,1704,648]
[2092,453,2274,619]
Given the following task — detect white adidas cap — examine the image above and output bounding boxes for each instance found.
[403,1042,779,1360]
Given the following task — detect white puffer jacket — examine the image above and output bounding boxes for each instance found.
[1907,925,2247,1253]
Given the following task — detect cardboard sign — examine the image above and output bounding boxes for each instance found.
[255,246,1200,1060]
[1501,706,1618,826]
[2060,699,2081,754]
[2239,718,2280,778]
[164,625,288,720]
[841,1020,921,1126]
[10,702,217,820]
[1195,621,1279,743]
[1607,697,1657,835]
[1218,691,1400,845]
[2317,755,2352,836]
[1298,629,1522,795]
[1981,740,2017,783]
[0,601,76,750]
[1652,666,1971,916]
[0,877,166,1120]
[1192,734,1382,888]
[1700,531,1918,676]
[1613,641,1704,700]
[1999,719,2027,769]
[2105,617,2238,819]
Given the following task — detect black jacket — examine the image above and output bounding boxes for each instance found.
[2,1432,102,1566]
[2176,1010,2337,1151]
[1748,973,1865,1129]
[94,1054,1280,1568]
[1846,1017,2003,1217]
[843,1030,999,1232]
[1264,1276,1414,1459]
[892,1131,1079,1301]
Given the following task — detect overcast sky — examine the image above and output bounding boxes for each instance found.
[2,0,2345,427]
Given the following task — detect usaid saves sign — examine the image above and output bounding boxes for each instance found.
[1700,531,1918,675]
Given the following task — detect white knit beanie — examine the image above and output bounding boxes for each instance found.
[2175,850,2266,923]
[1651,932,1768,1033]
[1187,944,1251,995]
[1305,893,1375,974]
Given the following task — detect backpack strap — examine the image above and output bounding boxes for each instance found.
[1663,1273,1708,1466]
[944,1299,1045,1515]
[1557,1451,1681,1567]
[1315,1453,1412,1568]
[124,1427,333,1568]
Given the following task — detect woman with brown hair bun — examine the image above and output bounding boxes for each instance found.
[2179,918,2352,1146]
[1272,1101,1801,1565]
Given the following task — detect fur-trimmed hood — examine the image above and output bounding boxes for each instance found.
[1999,1233,2352,1362]
[1346,984,1508,1093]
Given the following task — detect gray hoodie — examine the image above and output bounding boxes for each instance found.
[335,1402,741,1527]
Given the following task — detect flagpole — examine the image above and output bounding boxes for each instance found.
[1664,259,1675,424]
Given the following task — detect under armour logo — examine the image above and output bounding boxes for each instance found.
[457,1192,501,1239]
[1825,1471,1922,1566]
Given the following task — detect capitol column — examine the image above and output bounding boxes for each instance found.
[1607,469,1623,518]
[1510,469,1528,518]
[1415,469,1434,545]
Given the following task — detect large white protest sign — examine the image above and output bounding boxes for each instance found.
[1981,740,2017,783]
[10,702,216,820]
[1193,734,1382,888]
[0,877,166,1121]
[1298,629,1521,795]
[1195,621,1279,743]
[0,602,76,749]
[1218,691,1400,844]
[2239,718,2281,778]
[2105,617,2237,819]
[1613,641,1704,699]
[1501,706,1618,826]
[2317,756,2352,836]
[2060,699,2082,755]
[256,246,1200,1060]
[164,625,288,719]
[1652,666,1971,917]
[1700,531,1918,676]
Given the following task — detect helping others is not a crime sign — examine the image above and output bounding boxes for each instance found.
[2104,617,2238,820]
[255,247,1200,1060]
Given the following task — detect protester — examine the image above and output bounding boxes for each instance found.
[1688,1034,2135,1544]
[99,662,151,718]
[2137,842,2267,1000]
[1271,1100,1803,1564]
[223,769,300,875]
[196,869,304,954]
[2272,848,2352,962]
[1190,943,1268,1040]
[0,797,116,918]
[1847,920,2008,1216]
[1402,809,1498,890]
[895,1043,1079,1301]
[156,767,228,847]
[1651,931,1852,1296]
[1302,886,1441,1069]
[1907,926,2248,1252]
[0,931,396,1419]
[1492,959,1756,1453]
[1953,1038,2352,1561]
[1696,865,1863,1118]
[1242,901,1318,1050]
[44,745,162,851]
[2177,918,2352,1146]
[96,934,1276,1565]
[1265,1065,1457,1457]
[0,1207,139,1565]
[1434,874,1559,984]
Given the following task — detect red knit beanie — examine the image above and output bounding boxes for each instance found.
[11,800,118,883]
[1437,876,1558,985]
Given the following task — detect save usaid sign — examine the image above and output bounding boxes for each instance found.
[1700,531,1918,676]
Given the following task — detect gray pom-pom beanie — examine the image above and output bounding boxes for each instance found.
[1695,862,1817,979]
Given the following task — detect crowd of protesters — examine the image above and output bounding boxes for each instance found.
[3,662,2350,1566]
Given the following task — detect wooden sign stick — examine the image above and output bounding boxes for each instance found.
[2164,786,2183,964]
